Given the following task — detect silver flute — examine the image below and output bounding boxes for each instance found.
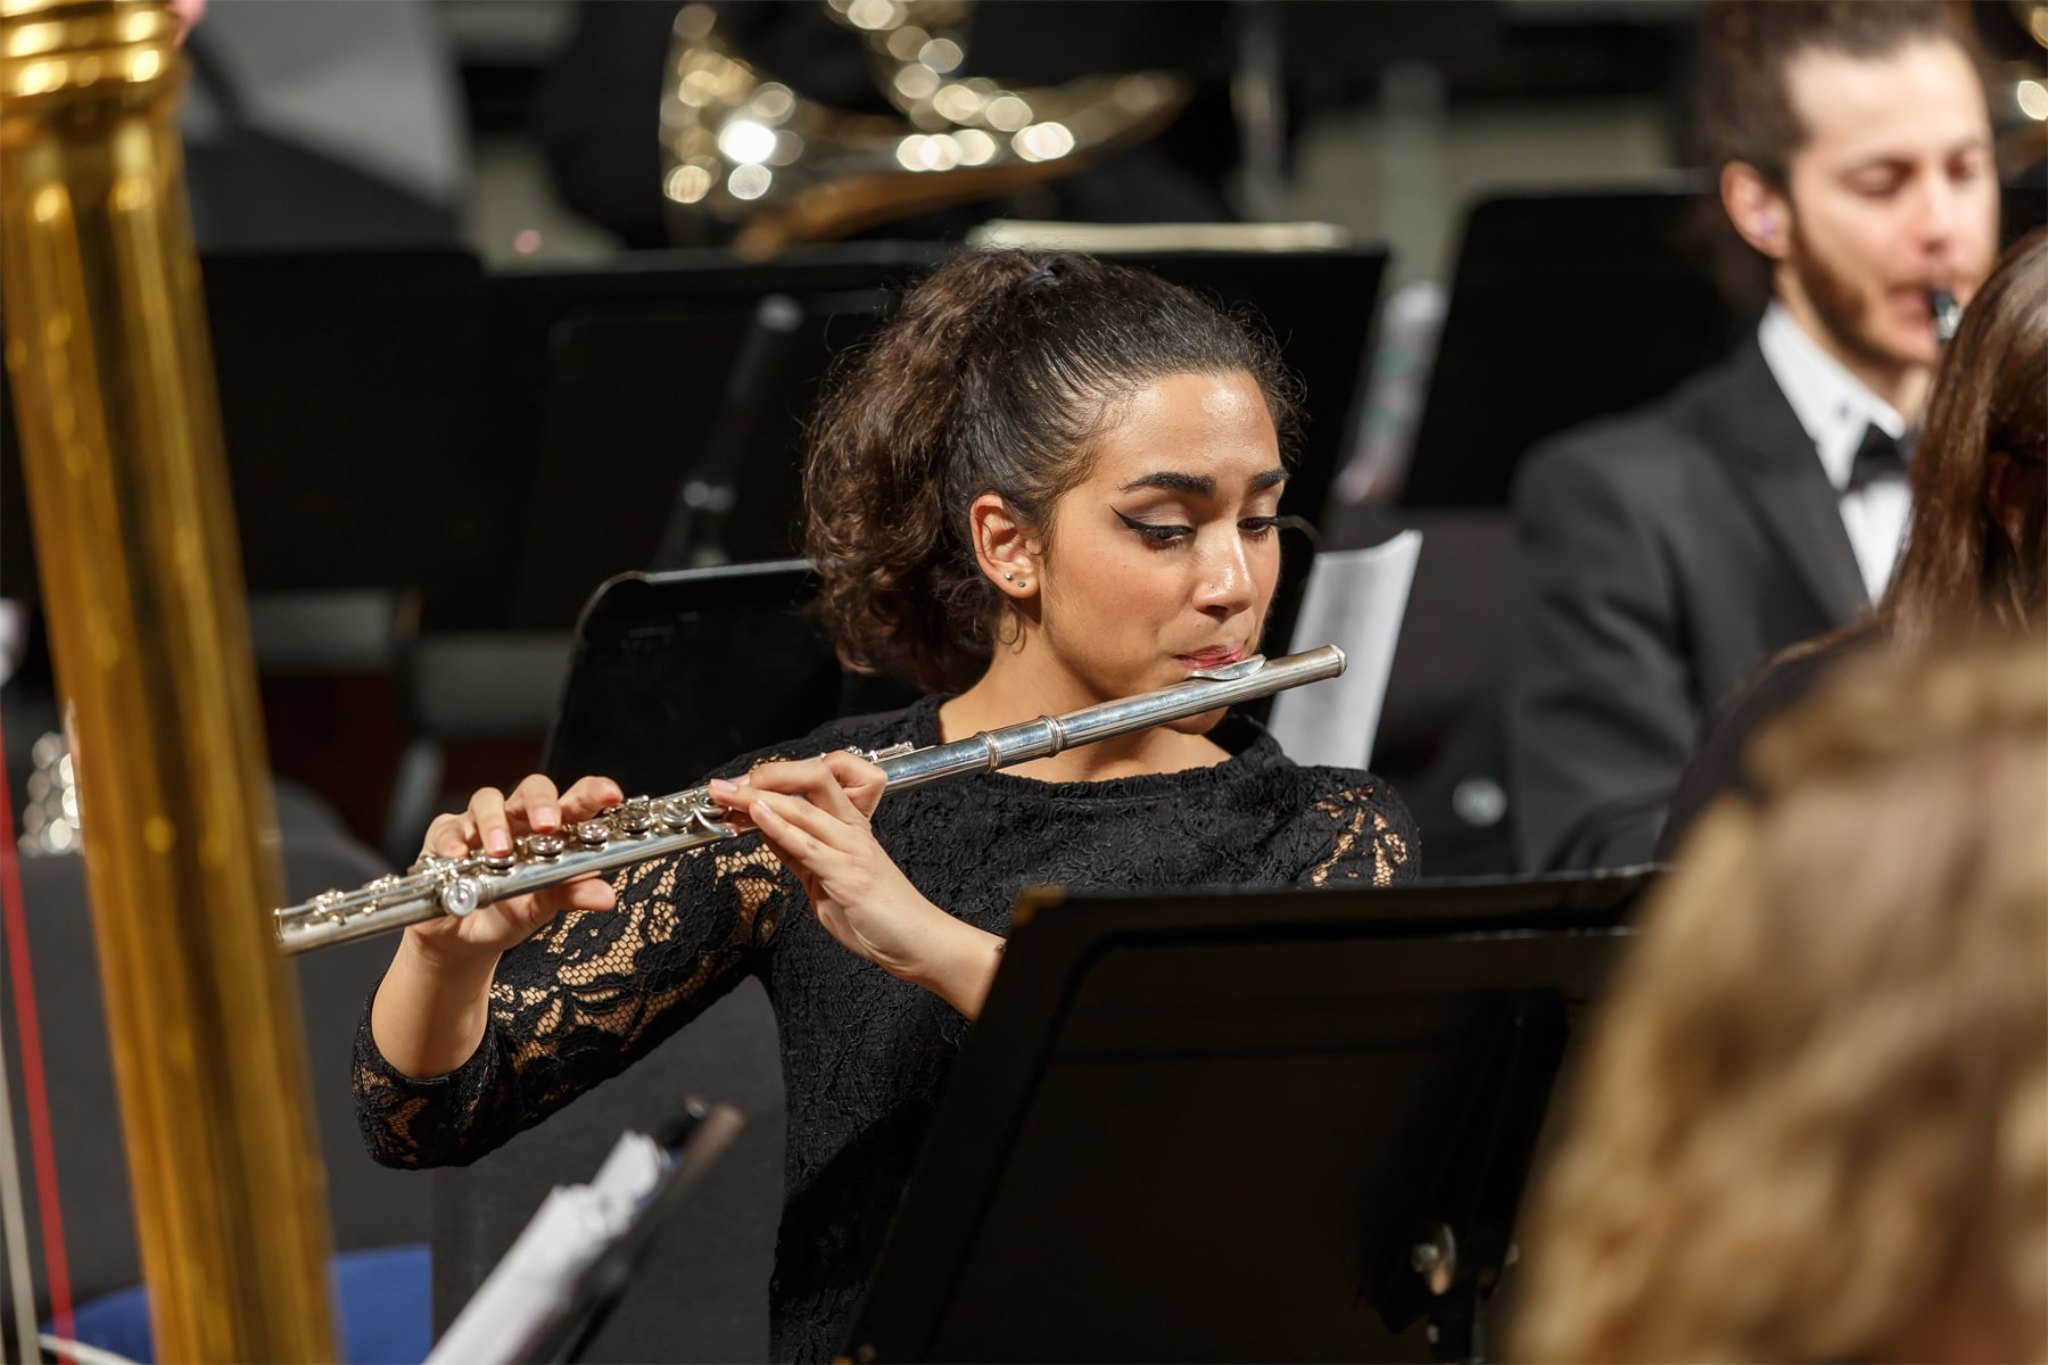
[274,645,1347,954]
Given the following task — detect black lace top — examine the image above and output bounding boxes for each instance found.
[354,697,1419,1362]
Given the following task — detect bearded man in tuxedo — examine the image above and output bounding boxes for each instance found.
[1509,0,2000,872]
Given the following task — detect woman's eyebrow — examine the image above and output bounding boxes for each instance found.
[1116,468,1289,495]
[1118,471,1215,495]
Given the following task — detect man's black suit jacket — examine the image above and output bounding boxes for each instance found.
[1509,335,1876,872]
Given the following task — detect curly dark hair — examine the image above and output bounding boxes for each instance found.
[802,249,1302,695]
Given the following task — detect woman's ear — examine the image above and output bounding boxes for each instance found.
[969,492,1041,599]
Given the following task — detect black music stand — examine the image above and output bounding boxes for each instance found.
[845,871,1654,1364]
[1401,187,1740,508]
[2,247,484,603]
[454,247,938,632]
[521,1101,748,1365]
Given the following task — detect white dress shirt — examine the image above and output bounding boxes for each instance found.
[1757,302,1913,603]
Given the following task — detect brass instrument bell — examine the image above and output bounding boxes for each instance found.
[659,0,1191,257]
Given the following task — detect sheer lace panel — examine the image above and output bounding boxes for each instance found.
[352,830,796,1169]
[1304,782,1415,887]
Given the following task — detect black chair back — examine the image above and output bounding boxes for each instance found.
[542,561,912,794]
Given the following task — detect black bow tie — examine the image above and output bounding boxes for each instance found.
[1848,424,1909,492]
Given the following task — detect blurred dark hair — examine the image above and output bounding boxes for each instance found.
[1694,0,1984,189]
[802,249,1301,694]
[1513,634,2048,1363]
[1885,228,2048,648]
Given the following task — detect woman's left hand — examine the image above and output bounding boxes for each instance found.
[708,754,1000,1011]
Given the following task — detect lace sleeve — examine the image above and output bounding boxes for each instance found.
[353,831,796,1168]
[1296,776,1421,887]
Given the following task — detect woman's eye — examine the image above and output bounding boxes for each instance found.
[1117,512,1191,545]
[1240,517,1280,537]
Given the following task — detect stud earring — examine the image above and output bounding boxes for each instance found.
[1003,572,1015,581]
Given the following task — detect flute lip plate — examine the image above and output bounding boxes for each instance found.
[1186,654,1266,682]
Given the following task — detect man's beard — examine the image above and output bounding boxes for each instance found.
[1785,220,1901,371]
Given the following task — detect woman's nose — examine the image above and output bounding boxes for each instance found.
[1194,534,1255,617]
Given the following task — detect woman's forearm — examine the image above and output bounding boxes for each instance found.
[908,920,1007,1021]
[369,933,503,1079]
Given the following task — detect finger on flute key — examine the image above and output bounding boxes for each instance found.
[560,774,625,823]
[504,773,562,833]
[468,785,512,854]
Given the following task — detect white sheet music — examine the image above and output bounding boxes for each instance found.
[427,1131,673,1365]
[1266,531,1422,771]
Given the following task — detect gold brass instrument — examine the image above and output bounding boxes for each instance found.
[0,0,334,1357]
[276,646,1346,955]
[659,0,1190,257]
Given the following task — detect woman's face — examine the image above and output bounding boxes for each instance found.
[1028,369,1286,713]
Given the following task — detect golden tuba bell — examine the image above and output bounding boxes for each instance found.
[659,0,1191,257]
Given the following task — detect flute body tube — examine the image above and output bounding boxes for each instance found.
[276,646,1347,955]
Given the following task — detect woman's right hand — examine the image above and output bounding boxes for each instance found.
[403,773,626,966]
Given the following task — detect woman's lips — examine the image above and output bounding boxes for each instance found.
[1177,646,1246,669]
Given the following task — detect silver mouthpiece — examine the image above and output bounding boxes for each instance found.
[1930,288,1961,346]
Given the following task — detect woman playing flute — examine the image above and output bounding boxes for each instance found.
[354,249,1419,1362]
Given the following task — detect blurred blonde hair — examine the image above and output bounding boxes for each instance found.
[1512,637,2048,1363]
